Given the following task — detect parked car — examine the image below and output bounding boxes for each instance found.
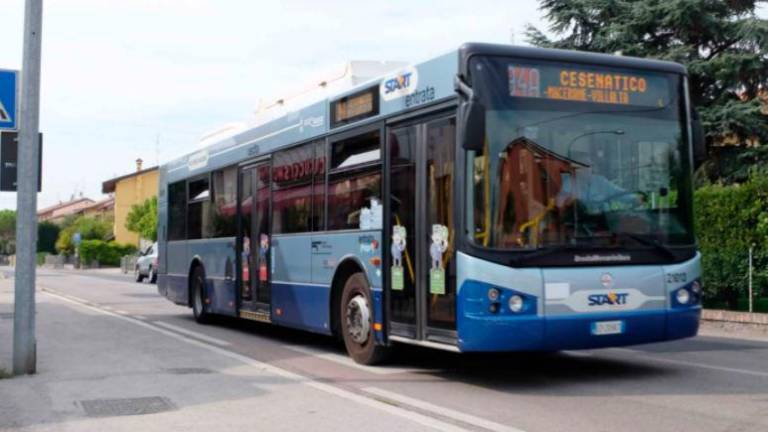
[135,242,158,283]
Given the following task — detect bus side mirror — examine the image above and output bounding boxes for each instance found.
[461,100,486,152]
[692,109,707,168]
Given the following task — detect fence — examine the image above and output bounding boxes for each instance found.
[121,255,138,274]
[702,245,768,313]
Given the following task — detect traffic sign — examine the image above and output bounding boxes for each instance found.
[0,69,18,131]
[0,131,42,192]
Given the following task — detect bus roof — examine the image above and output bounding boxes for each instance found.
[458,43,688,79]
[161,43,687,184]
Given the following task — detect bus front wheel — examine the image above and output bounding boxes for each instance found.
[191,266,211,324]
[340,272,389,365]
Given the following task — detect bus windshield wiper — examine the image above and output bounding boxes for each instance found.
[616,233,676,259]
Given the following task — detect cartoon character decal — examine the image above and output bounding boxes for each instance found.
[391,225,407,291]
[429,224,449,295]
[430,224,449,270]
[241,236,251,297]
[391,226,407,267]
[258,233,269,282]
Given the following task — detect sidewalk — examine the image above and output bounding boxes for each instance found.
[45,266,125,275]
[0,278,427,432]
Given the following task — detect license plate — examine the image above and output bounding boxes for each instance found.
[591,320,624,336]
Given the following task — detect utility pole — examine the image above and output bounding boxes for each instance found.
[155,133,160,167]
[749,245,754,314]
[13,0,43,375]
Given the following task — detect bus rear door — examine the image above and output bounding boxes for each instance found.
[238,161,272,322]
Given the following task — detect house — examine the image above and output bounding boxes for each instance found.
[37,196,95,225]
[78,196,115,222]
[101,159,159,247]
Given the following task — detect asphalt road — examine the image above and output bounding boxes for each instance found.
[17,268,768,432]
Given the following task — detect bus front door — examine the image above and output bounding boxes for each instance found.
[238,162,272,323]
[387,116,457,344]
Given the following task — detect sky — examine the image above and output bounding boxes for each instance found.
[0,1,763,211]
[0,0,546,210]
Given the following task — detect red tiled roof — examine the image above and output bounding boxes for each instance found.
[37,197,95,217]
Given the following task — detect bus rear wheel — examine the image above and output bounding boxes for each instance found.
[191,266,210,324]
[340,272,389,365]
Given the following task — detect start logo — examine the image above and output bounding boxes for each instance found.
[588,292,629,306]
[380,67,418,101]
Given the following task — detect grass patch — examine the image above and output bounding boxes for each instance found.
[0,368,11,379]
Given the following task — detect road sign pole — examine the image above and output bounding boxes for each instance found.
[13,0,43,376]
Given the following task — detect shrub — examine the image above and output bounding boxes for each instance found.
[79,240,137,267]
[36,252,48,266]
[694,171,768,308]
[55,216,113,255]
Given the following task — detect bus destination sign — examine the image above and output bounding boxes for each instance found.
[508,64,670,107]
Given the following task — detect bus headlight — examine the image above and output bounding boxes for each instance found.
[676,288,690,305]
[487,288,500,302]
[691,280,701,295]
[508,295,524,313]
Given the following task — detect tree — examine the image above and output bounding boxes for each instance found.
[37,221,60,254]
[125,197,157,242]
[0,210,15,254]
[526,0,768,183]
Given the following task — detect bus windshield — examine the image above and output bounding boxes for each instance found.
[467,56,694,251]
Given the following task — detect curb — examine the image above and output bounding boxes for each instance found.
[702,309,768,326]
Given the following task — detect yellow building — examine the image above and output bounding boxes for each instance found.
[102,159,159,247]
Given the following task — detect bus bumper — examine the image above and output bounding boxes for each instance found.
[457,306,700,352]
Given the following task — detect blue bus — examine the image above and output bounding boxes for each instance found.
[157,43,705,364]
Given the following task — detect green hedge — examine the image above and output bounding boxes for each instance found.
[79,240,137,267]
[694,171,768,309]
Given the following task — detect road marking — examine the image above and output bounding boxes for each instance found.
[134,315,147,320]
[153,321,231,347]
[608,348,768,378]
[364,387,525,432]
[66,295,89,303]
[114,309,129,315]
[284,345,425,375]
[42,289,480,432]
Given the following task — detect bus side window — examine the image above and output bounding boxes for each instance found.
[210,166,238,237]
[327,131,381,231]
[272,143,314,234]
[187,176,211,239]
[168,181,187,241]
[312,140,327,231]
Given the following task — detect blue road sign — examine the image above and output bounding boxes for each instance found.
[0,69,18,131]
